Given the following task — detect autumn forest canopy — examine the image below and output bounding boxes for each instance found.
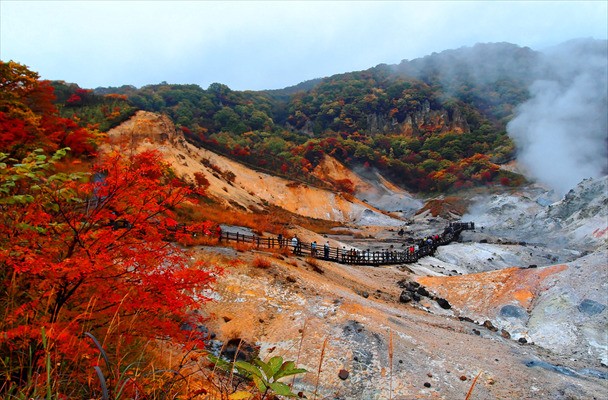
[48,42,538,192]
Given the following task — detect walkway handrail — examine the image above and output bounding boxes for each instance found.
[218,221,474,266]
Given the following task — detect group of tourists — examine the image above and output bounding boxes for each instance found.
[289,236,332,259]
[284,235,429,264]
[272,221,474,265]
[338,245,411,264]
[406,235,441,255]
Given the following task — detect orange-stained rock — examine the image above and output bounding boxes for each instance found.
[417,264,568,314]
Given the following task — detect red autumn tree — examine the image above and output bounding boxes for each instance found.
[193,171,210,192]
[0,147,217,396]
[280,163,289,174]
[0,61,96,157]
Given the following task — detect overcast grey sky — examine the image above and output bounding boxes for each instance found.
[1,1,607,91]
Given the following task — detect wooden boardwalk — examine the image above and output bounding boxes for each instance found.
[218,222,474,266]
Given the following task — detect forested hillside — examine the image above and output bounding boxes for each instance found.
[51,42,539,192]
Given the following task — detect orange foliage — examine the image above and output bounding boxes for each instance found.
[104,93,128,101]
[0,61,97,157]
[252,256,272,269]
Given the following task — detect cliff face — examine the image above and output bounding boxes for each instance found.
[107,111,183,145]
[366,100,470,135]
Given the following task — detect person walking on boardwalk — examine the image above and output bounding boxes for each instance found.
[291,235,299,255]
[324,241,330,260]
[311,241,318,257]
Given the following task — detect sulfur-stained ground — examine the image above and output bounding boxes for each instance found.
[197,235,607,399]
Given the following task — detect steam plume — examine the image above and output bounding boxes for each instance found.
[507,39,608,196]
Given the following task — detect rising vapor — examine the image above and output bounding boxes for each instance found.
[507,39,608,196]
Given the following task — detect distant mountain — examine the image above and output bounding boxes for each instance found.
[262,77,324,98]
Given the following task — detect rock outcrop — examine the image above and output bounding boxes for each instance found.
[365,100,470,135]
[465,176,608,251]
[107,110,183,146]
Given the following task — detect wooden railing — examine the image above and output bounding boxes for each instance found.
[218,221,474,266]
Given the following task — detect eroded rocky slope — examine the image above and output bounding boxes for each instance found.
[107,111,607,399]
[106,111,402,224]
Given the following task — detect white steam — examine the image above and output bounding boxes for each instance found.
[507,39,608,196]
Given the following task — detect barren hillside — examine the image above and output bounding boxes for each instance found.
[106,111,406,225]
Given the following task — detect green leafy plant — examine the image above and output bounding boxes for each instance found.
[236,356,306,399]
[209,355,306,399]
